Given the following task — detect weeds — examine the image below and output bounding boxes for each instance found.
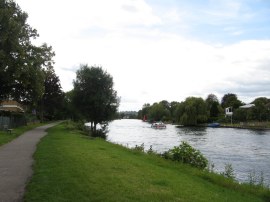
[133,143,144,152]
[247,170,267,188]
[147,145,155,154]
[207,161,215,173]
[221,163,235,180]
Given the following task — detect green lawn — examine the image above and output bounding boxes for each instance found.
[0,122,46,146]
[24,123,269,202]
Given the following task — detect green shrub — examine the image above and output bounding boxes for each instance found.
[164,141,208,169]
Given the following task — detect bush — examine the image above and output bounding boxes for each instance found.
[90,123,108,139]
[65,120,86,131]
[164,141,208,169]
[221,163,235,180]
[133,143,145,152]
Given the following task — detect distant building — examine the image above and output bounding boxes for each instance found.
[225,107,233,117]
[0,101,26,129]
[239,104,255,109]
[0,100,24,113]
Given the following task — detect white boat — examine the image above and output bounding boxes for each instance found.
[151,122,166,129]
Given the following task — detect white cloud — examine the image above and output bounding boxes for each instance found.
[15,0,270,111]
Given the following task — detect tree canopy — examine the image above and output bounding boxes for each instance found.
[0,0,55,107]
[72,65,119,131]
[176,97,208,126]
[221,93,242,109]
[205,94,220,118]
[38,66,64,121]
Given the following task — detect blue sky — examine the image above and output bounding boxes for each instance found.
[16,0,270,111]
[148,0,270,42]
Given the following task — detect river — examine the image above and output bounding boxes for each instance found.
[107,119,270,185]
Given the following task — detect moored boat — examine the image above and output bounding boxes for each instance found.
[208,123,220,127]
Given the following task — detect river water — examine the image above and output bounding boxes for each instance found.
[107,119,270,185]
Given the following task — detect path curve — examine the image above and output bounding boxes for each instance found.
[0,122,60,202]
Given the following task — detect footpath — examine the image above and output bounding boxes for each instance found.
[0,122,60,202]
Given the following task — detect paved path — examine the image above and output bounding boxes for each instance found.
[0,122,60,202]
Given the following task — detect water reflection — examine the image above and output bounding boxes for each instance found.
[107,119,270,185]
[179,127,207,136]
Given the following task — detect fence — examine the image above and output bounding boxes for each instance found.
[0,115,27,130]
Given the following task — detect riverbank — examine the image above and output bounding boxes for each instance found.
[24,122,270,201]
[175,122,270,130]
[219,122,270,130]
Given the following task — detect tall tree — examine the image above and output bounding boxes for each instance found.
[176,97,208,126]
[72,65,119,132]
[0,0,54,107]
[138,103,151,120]
[221,93,242,109]
[39,66,64,121]
[205,94,220,118]
[251,97,270,121]
[149,102,170,122]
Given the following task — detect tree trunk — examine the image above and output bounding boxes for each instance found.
[94,122,97,132]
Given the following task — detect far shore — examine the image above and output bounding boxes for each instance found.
[174,122,270,130]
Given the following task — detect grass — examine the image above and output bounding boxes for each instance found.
[24,122,270,202]
[0,122,48,146]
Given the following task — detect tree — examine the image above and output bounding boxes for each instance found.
[170,101,180,123]
[149,102,170,121]
[251,97,270,121]
[0,0,54,107]
[72,65,119,132]
[205,94,220,118]
[176,97,208,126]
[138,103,151,120]
[221,93,242,109]
[39,66,64,121]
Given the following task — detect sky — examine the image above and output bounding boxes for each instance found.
[15,0,270,111]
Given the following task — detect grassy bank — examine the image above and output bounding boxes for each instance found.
[0,122,47,146]
[24,122,270,202]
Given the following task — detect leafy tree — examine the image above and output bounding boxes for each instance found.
[72,65,119,132]
[170,101,180,123]
[221,93,242,109]
[38,66,64,121]
[176,97,208,126]
[149,102,170,121]
[138,103,151,120]
[0,0,54,107]
[64,90,82,121]
[206,94,219,104]
[205,94,220,118]
[251,97,270,121]
[160,100,170,111]
[233,108,248,122]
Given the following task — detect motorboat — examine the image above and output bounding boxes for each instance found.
[151,122,166,129]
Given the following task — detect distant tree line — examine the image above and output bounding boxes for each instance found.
[138,94,270,126]
[116,111,138,119]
